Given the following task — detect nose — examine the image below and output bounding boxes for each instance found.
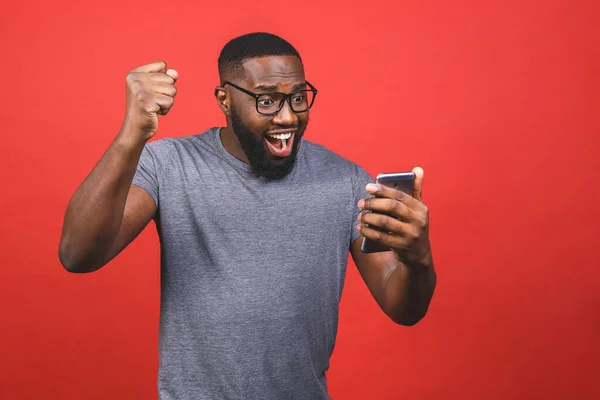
[271,99,298,126]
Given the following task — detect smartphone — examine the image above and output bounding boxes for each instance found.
[360,172,415,254]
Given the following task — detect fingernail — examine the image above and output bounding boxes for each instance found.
[358,200,365,209]
[366,184,378,193]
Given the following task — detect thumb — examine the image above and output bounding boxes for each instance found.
[412,166,424,201]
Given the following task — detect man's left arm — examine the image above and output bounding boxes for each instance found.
[350,167,436,326]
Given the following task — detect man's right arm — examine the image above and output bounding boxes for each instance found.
[58,135,155,273]
[58,61,178,273]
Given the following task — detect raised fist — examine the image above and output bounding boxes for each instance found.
[121,61,178,142]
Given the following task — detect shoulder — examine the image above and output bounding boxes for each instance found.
[301,139,355,170]
[144,127,219,158]
[301,139,373,182]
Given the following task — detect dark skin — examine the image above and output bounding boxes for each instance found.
[353,166,436,325]
[215,55,307,166]
[59,61,176,272]
[216,55,436,326]
[59,56,435,326]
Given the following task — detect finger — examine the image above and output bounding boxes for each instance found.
[143,93,174,116]
[357,223,407,251]
[145,82,177,97]
[359,211,411,236]
[412,166,424,201]
[165,68,179,82]
[156,93,175,115]
[130,61,167,74]
[358,197,413,221]
[129,72,176,85]
[365,184,422,212]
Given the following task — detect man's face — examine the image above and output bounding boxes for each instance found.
[228,55,310,179]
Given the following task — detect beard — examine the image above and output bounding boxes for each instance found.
[230,106,307,179]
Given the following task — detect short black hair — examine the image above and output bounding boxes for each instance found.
[218,32,301,82]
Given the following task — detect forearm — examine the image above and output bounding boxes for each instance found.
[384,252,436,326]
[58,132,144,272]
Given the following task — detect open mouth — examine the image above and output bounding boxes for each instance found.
[264,131,295,158]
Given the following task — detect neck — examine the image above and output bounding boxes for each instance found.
[220,125,249,164]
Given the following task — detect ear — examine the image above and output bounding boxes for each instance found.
[214,86,231,116]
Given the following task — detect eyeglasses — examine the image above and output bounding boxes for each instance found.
[223,81,318,116]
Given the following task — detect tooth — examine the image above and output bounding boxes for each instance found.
[282,138,287,148]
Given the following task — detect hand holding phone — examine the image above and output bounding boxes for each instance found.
[360,172,415,254]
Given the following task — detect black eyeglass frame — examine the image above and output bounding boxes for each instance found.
[222,80,318,116]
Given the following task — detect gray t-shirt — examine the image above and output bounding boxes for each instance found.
[132,127,374,400]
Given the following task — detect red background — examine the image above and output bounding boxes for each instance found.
[1,0,599,399]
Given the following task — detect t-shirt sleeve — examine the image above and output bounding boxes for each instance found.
[350,164,376,248]
[132,139,173,207]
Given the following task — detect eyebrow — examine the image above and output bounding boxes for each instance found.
[253,82,307,92]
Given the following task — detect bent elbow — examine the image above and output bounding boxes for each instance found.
[392,315,422,326]
[58,241,94,273]
[390,310,429,326]
[58,244,79,273]
[398,317,423,326]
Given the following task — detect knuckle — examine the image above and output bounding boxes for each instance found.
[371,230,382,240]
[413,212,426,228]
[129,79,142,92]
[126,72,139,84]
[136,90,147,102]
[374,215,387,230]
[409,228,420,240]
[378,215,393,230]
[418,209,429,227]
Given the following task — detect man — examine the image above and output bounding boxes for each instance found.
[59,32,436,399]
